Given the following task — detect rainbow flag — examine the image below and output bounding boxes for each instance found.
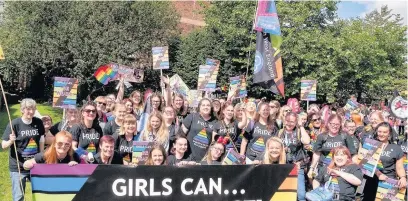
[31,164,97,201]
[222,149,245,165]
[94,64,117,85]
[323,150,333,166]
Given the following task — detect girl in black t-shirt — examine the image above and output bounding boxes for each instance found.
[201,140,226,165]
[70,102,103,157]
[103,103,127,141]
[212,102,247,151]
[167,135,195,166]
[145,144,167,165]
[181,98,217,162]
[23,131,80,169]
[50,108,79,135]
[93,135,123,165]
[308,114,357,179]
[253,137,286,165]
[362,122,406,201]
[241,102,277,160]
[115,114,139,165]
[313,146,363,201]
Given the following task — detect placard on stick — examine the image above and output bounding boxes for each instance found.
[152,46,169,70]
[300,80,317,101]
[53,77,78,109]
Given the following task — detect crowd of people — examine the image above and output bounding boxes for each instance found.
[1,79,407,201]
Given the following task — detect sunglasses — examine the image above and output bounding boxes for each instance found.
[84,109,96,114]
[97,102,107,106]
[311,118,321,122]
[57,142,71,148]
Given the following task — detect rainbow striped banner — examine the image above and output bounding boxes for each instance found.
[30,164,97,201]
[132,141,154,165]
[357,138,384,177]
[376,178,406,201]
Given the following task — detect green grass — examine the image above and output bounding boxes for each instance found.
[0,104,62,201]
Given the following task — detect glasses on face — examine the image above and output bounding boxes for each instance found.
[153,100,161,103]
[212,147,224,153]
[84,109,96,114]
[270,105,277,109]
[57,142,71,148]
[311,118,321,122]
[329,123,341,128]
[97,102,107,106]
[284,109,291,112]
[164,110,174,115]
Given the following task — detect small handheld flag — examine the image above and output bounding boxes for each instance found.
[94,64,117,85]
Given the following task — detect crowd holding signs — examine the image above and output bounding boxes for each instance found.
[1,1,407,201]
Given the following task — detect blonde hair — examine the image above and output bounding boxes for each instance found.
[119,114,137,135]
[202,141,225,165]
[263,137,286,164]
[278,105,291,121]
[141,112,169,145]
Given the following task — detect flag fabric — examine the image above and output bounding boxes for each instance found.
[30,164,98,201]
[253,0,284,97]
[93,64,117,85]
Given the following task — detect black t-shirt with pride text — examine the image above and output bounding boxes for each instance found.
[69,124,103,154]
[377,143,404,178]
[316,164,363,201]
[114,135,133,163]
[182,113,216,162]
[34,152,81,164]
[103,119,121,142]
[313,133,357,168]
[244,121,277,161]
[213,120,242,150]
[2,117,45,173]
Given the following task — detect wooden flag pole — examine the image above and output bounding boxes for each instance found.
[0,78,26,201]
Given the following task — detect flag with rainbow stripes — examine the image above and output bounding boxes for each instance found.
[31,164,98,201]
[357,138,384,177]
[93,64,117,85]
[375,177,406,201]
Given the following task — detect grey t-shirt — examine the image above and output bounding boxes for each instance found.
[244,121,277,160]
[2,117,45,173]
[378,144,404,178]
[316,164,363,201]
[182,113,216,162]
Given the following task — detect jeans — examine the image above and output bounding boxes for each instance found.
[10,171,30,201]
[298,168,306,201]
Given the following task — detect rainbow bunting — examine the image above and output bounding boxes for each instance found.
[31,164,98,201]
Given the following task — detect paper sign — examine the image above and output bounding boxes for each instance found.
[170,74,190,97]
[52,77,78,109]
[356,138,384,177]
[132,141,155,165]
[152,46,169,70]
[300,80,317,101]
[197,58,220,91]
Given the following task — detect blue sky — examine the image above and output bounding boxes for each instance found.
[337,1,407,24]
[337,1,368,19]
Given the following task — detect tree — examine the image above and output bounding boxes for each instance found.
[0,1,180,102]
